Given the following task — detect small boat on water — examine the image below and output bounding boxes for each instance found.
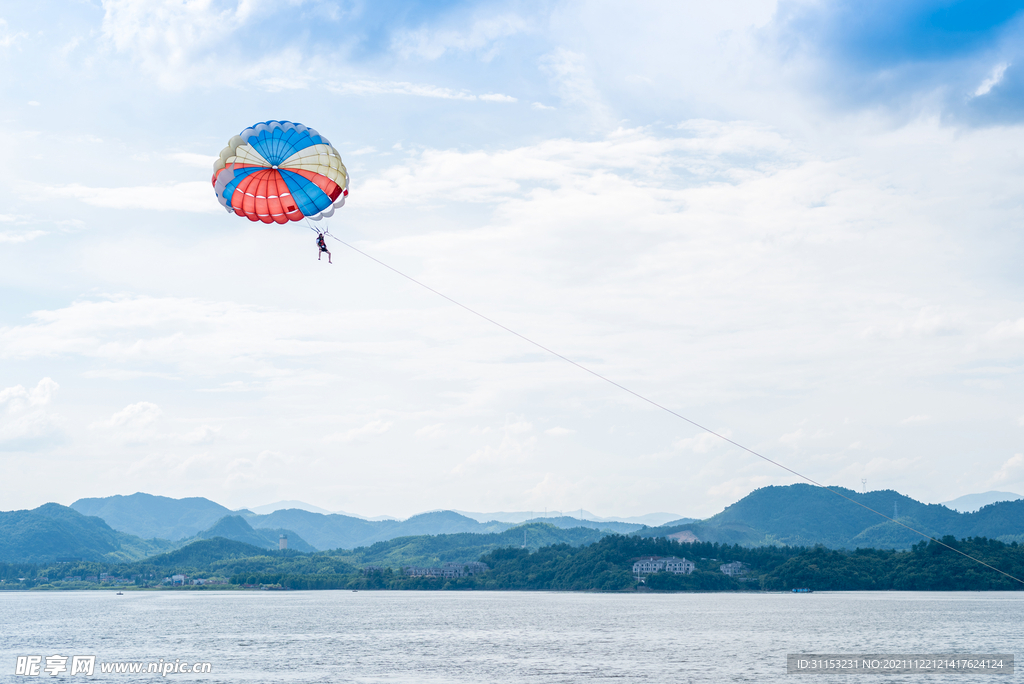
[116,592,123,595]
[791,588,813,593]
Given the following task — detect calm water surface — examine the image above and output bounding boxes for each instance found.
[1,591,1020,682]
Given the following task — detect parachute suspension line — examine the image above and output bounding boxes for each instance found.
[324,232,1024,586]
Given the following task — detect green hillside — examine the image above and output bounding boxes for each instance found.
[0,522,607,585]
[328,522,607,568]
[67,494,640,552]
[37,485,1024,557]
[144,538,270,566]
[641,484,1024,549]
[961,499,1024,538]
[759,538,1024,591]
[0,504,173,563]
[247,509,380,549]
[71,493,233,540]
[3,530,1022,593]
[249,509,515,549]
[194,515,316,552]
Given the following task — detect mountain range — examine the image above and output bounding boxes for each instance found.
[2,485,1022,564]
[71,494,235,541]
[65,494,646,547]
[940,491,1023,513]
[642,484,1024,549]
[0,503,174,563]
[451,509,687,526]
[243,500,682,526]
[245,500,397,520]
[194,515,318,553]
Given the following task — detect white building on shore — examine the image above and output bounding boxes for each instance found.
[404,562,489,579]
[632,556,695,577]
[719,561,749,578]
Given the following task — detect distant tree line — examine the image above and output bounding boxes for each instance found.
[2,534,1022,592]
[760,537,1024,591]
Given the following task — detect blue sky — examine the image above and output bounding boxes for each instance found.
[1,0,1023,518]
[775,0,1024,123]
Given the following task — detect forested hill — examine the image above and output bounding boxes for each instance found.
[67,494,644,549]
[71,493,234,541]
[246,509,509,550]
[193,516,317,553]
[4,533,1021,593]
[641,484,1024,549]
[51,485,1024,554]
[0,504,173,563]
[328,522,607,568]
[0,523,611,588]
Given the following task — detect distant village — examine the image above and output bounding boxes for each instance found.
[13,556,749,589]
[631,556,749,581]
[361,562,490,579]
[380,555,750,583]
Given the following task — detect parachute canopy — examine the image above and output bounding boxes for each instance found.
[212,120,349,224]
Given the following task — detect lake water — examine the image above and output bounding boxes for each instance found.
[1,591,1020,682]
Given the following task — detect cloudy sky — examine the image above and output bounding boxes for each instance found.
[1,0,1023,519]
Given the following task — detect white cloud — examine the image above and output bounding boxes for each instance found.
[479,93,517,103]
[0,378,58,412]
[44,182,217,213]
[168,152,217,168]
[987,318,1024,341]
[93,401,162,429]
[0,386,29,409]
[81,369,180,381]
[674,432,722,454]
[328,80,476,100]
[196,382,259,393]
[326,420,392,443]
[181,425,220,444]
[416,423,449,439]
[326,80,516,103]
[225,450,294,488]
[357,122,795,207]
[706,475,781,503]
[506,420,533,435]
[5,120,1017,508]
[0,18,26,48]
[0,379,62,451]
[532,102,555,110]
[991,454,1024,484]
[4,2,1024,516]
[539,48,611,127]
[778,428,830,447]
[392,14,530,60]
[524,472,583,508]
[900,415,932,425]
[863,307,964,340]
[544,426,575,436]
[0,296,362,373]
[0,412,64,451]
[452,417,535,474]
[0,230,47,244]
[973,62,1009,97]
[0,215,47,242]
[100,0,273,89]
